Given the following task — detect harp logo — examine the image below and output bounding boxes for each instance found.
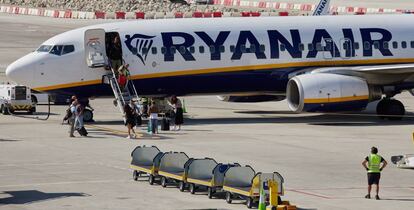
[125,34,155,65]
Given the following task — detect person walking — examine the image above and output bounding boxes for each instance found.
[170,95,184,131]
[148,101,159,134]
[74,101,88,136]
[67,99,77,137]
[362,147,387,200]
[107,35,123,75]
[124,104,137,139]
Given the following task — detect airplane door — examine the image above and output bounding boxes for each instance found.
[84,29,107,68]
[339,38,353,59]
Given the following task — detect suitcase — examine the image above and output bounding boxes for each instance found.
[77,126,88,136]
[161,118,170,131]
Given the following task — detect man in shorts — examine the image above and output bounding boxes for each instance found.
[362,147,387,200]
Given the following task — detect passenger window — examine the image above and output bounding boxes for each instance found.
[161,47,166,54]
[250,45,256,53]
[219,45,225,53]
[411,41,414,48]
[353,42,360,50]
[170,46,176,54]
[230,45,235,53]
[209,45,215,54]
[280,44,286,51]
[299,44,304,51]
[325,42,332,51]
[364,41,371,50]
[373,41,380,50]
[240,44,247,53]
[142,48,148,54]
[179,46,186,54]
[392,41,398,49]
[50,45,63,55]
[308,43,314,51]
[316,43,323,51]
[61,45,74,55]
[151,47,157,54]
[189,46,195,54]
[259,45,266,52]
[402,41,407,49]
[383,42,389,50]
[199,46,204,53]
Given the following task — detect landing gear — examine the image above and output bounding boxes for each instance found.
[376,98,405,120]
[83,108,94,122]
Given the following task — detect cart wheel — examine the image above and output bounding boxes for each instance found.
[148,174,155,185]
[133,170,139,181]
[189,183,196,194]
[246,197,254,209]
[179,181,186,192]
[161,177,167,188]
[207,187,214,199]
[225,192,232,204]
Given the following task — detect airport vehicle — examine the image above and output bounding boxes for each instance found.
[391,154,414,169]
[7,14,414,120]
[157,152,190,189]
[186,158,240,198]
[0,84,35,114]
[222,166,284,208]
[130,145,164,185]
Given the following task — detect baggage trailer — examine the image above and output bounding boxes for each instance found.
[157,152,191,190]
[130,146,164,185]
[222,166,284,208]
[185,158,240,198]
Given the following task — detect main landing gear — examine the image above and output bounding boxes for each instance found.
[376,98,405,120]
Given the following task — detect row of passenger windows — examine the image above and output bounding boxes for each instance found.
[143,41,414,55]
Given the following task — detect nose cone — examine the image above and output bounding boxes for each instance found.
[6,53,36,86]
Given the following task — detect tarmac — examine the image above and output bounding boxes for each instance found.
[1,12,414,210]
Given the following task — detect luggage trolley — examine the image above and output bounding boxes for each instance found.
[157,152,191,190]
[130,145,164,185]
[185,158,240,198]
[222,166,285,209]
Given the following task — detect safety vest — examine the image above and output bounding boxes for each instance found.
[368,154,382,173]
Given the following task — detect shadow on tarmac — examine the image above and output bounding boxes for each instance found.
[0,190,88,205]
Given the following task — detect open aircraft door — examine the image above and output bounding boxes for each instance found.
[84,29,107,68]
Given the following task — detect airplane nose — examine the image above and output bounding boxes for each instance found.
[5,53,36,85]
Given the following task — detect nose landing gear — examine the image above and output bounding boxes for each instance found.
[376,98,405,120]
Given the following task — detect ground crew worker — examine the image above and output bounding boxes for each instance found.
[362,147,387,200]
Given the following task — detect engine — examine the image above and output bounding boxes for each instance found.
[217,95,286,103]
[286,73,382,112]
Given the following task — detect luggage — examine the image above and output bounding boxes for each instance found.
[161,118,170,131]
[135,114,142,126]
[118,75,127,87]
[77,126,88,136]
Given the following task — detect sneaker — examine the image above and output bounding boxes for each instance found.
[365,194,370,199]
[69,135,75,138]
[375,195,380,200]
[126,135,132,139]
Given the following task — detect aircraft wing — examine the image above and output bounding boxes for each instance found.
[310,63,414,85]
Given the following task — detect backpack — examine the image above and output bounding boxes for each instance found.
[63,107,72,121]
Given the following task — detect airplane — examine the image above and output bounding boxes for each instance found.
[313,0,331,16]
[6,14,414,120]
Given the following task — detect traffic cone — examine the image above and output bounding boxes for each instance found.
[182,99,187,113]
[258,183,266,210]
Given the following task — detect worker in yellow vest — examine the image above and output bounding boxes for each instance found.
[362,147,387,200]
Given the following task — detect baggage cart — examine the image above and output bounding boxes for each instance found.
[222,166,284,208]
[158,152,191,190]
[186,158,240,198]
[130,145,164,185]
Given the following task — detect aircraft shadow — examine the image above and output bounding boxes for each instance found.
[184,114,414,127]
[0,190,88,205]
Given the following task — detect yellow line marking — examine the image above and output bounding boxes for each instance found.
[304,95,369,103]
[32,58,414,91]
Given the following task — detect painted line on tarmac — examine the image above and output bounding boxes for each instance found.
[0,179,129,188]
[0,162,82,167]
[287,189,332,199]
[85,124,143,138]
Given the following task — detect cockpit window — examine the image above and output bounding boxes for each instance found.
[37,45,52,52]
[62,45,75,55]
[50,45,63,55]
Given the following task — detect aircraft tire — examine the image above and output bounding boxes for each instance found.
[377,99,405,120]
[83,109,94,122]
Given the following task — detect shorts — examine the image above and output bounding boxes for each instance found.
[367,173,381,185]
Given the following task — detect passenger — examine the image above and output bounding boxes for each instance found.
[67,99,77,138]
[74,101,88,136]
[107,35,123,76]
[117,64,130,91]
[362,147,387,200]
[148,101,159,134]
[169,95,184,131]
[129,100,141,127]
[124,104,137,139]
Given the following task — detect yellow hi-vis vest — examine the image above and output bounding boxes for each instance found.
[368,154,381,173]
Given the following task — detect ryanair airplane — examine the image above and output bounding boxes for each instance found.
[6,14,414,119]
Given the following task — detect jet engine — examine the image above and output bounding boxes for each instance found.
[286,73,382,112]
[217,95,285,103]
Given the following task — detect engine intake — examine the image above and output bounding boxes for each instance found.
[287,73,381,112]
